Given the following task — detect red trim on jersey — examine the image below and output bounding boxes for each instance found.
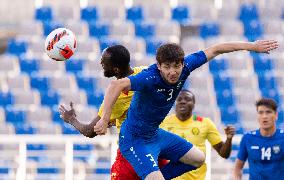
[196,116,203,122]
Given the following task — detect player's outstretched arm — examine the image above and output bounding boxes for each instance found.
[213,125,235,159]
[59,102,99,138]
[94,78,131,135]
[204,40,278,61]
[233,159,245,180]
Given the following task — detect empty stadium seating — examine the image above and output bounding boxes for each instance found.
[1,0,283,179]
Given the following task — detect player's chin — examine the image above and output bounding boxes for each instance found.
[168,79,179,85]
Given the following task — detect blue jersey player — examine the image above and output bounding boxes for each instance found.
[234,98,284,180]
[95,40,278,180]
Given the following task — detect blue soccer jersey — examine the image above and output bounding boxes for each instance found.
[125,51,207,138]
[237,129,284,179]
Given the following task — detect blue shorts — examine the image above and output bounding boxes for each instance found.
[119,126,193,179]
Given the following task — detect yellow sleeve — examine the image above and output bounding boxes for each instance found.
[98,99,128,124]
[205,118,222,146]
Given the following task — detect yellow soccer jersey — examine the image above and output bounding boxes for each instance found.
[98,66,146,131]
[160,114,222,180]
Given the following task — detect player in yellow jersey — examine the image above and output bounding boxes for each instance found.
[160,89,236,180]
[59,45,166,180]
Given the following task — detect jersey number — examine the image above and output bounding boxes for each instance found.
[261,147,271,160]
[146,154,157,167]
[167,89,173,101]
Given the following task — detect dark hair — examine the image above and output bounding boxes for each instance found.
[106,45,130,69]
[180,89,195,103]
[156,43,185,64]
[255,98,277,112]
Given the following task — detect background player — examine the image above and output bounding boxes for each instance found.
[233,98,284,180]
[59,45,147,179]
[94,40,278,180]
[161,89,235,180]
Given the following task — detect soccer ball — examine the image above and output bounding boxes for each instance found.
[45,28,77,61]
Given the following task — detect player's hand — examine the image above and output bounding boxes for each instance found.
[224,125,235,139]
[94,118,108,135]
[58,102,77,124]
[253,40,278,54]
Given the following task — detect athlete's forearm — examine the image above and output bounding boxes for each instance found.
[233,170,242,180]
[102,78,131,123]
[233,160,244,180]
[218,138,233,159]
[214,41,255,54]
[205,41,255,61]
[69,116,100,138]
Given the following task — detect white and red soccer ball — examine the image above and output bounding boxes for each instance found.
[45,28,77,61]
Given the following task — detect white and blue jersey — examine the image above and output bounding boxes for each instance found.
[123,51,207,138]
[119,51,207,179]
[237,129,284,180]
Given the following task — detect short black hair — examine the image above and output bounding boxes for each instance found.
[180,89,195,103]
[255,98,277,112]
[106,45,130,69]
[156,43,185,64]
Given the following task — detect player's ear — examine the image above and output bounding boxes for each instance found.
[113,67,120,74]
[157,63,162,70]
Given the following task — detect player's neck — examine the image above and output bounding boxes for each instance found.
[176,113,192,121]
[260,126,276,137]
[116,67,134,79]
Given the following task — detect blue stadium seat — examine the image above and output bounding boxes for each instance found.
[213,74,233,91]
[65,59,85,74]
[19,58,39,74]
[28,156,46,162]
[252,54,273,74]
[5,109,26,125]
[7,39,27,56]
[95,168,111,174]
[0,92,14,107]
[15,124,36,134]
[135,22,155,38]
[40,91,60,107]
[243,20,263,41]
[87,92,104,108]
[258,74,278,91]
[81,6,98,22]
[216,90,236,108]
[239,3,259,22]
[76,76,97,93]
[172,6,190,24]
[0,168,9,174]
[35,7,53,22]
[74,156,88,162]
[27,144,47,150]
[89,22,110,39]
[73,144,94,151]
[209,58,228,74]
[220,106,239,124]
[43,21,63,36]
[37,168,59,174]
[99,38,119,52]
[62,123,80,134]
[30,76,50,92]
[261,89,281,104]
[200,22,220,39]
[51,107,63,125]
[145,38,163,55]
[232,144,239,151]
[277,110,284,124]
[126,6,144,23]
